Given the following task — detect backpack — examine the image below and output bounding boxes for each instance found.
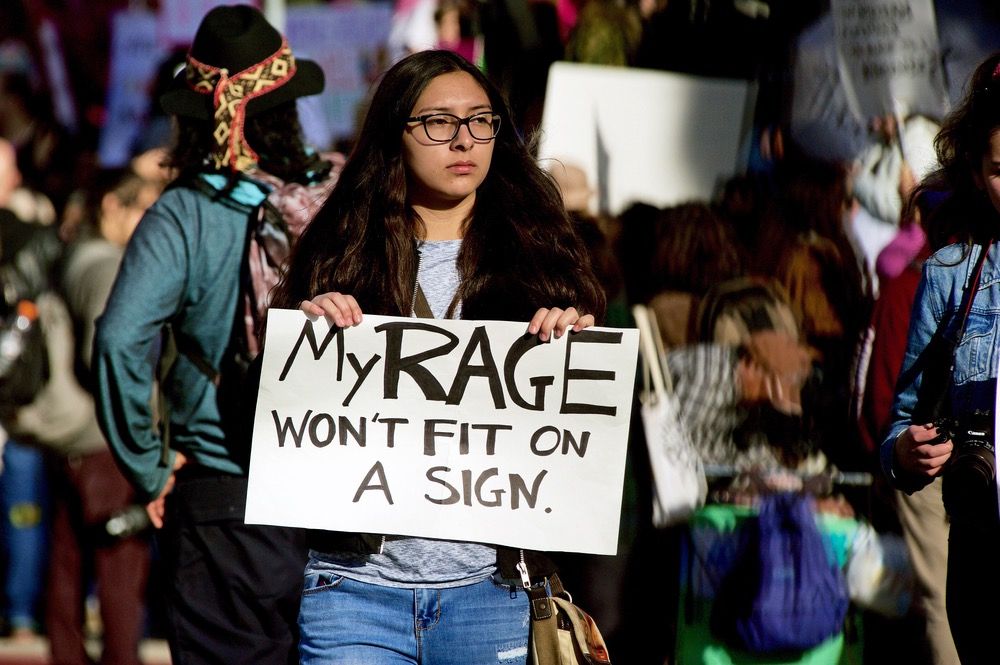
[0,293,101,453]
[0,213,63,407]
[710,492,849,655]
[0,299,47,407]
[157,171,336,451]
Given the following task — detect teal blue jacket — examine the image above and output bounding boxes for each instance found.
[94,174,268,502]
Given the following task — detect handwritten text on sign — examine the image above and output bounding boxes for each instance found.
[831,0,947,120]
[245,310,638,555]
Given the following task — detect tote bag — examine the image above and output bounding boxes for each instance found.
[633,304,707,527]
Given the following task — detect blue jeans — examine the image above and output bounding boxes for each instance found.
[298,571,530,665]
[0,440,48,631]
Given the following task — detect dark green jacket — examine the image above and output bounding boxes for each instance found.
[94,174,267,502]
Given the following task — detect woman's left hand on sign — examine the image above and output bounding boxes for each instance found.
[527,307,595,341]
[301,292,364,328]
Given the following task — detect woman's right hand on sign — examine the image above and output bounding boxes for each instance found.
[894,423,953,478]
[301,292,363,328]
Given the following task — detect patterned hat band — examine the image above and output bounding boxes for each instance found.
[186,39,297,172]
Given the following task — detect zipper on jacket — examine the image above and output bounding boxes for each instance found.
[378,535,386,554]
[516,549,531,589]
[410,242,423,316]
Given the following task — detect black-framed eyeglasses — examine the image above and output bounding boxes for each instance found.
[406,112,502,143]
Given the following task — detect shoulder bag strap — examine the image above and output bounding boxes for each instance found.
[413,283,434,319]
[633,303,672,400]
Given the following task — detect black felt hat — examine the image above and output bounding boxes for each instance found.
[160,4,324,119]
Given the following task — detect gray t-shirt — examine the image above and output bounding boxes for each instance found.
[314,238,497,587]
[417,238,464,319]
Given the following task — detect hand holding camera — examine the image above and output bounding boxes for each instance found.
[933,411,995,481]
[894,422,954,479]
[936,411,996,520]
[897,412,997,521]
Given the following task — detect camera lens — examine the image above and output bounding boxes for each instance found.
[945,448,996,520]
[941,410,997,524]
[954,448,995,486]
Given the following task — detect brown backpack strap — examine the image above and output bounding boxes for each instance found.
[155,325,178,467]
[156,323,222,467]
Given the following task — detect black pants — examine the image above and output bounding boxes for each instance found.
[947,519,1000,665]
[161,469,309,665]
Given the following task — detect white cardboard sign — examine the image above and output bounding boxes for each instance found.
[246,310,638,555]
[538,62,755,215]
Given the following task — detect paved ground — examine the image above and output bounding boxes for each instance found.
[0,637,170,664]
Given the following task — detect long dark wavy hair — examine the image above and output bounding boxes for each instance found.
[650,203,743,297]
[167,101,329,184]
[271,50,605,322]
[913,51,1000,250]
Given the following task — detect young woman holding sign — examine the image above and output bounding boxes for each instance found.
[271,50,605,663]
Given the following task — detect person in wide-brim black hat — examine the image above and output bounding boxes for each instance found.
[162,3,325,173]
[162,3,323,120]
[91,5,340,665]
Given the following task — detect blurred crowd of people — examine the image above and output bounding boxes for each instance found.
[556,126,934,664]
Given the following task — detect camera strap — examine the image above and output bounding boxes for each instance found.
[913,240,993,442]
[952,239,993,350]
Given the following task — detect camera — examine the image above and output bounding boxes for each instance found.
[937,409,996,519]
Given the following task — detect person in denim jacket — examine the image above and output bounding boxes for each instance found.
[882,52,1000,665]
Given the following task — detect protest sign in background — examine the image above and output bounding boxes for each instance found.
[246,310,638,555]
[285,4,393,148]
[831,0,948,122]
[98,10,169,167]
[538,62,755,216]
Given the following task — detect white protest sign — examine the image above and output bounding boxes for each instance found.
[831,0,948,121]
[538,62,755,215]
[246,310,638,555]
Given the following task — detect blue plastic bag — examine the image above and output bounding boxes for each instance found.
[710,492,850,654]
